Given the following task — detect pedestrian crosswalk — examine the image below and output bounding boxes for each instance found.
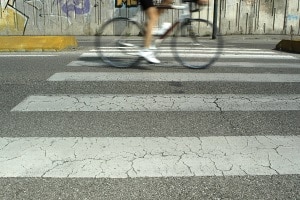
[80,50,296,59]
[10,94,300,112]
[47,72,300,82]
[67,47,300,68]
[4,46,300,181]
[1,136,300,178]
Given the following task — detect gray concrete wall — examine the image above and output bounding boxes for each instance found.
[0,0,299,36]
[219,0,300,35]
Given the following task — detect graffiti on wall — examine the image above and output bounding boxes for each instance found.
[0,0,92,35]
[0,0,28,34]
[1,0,299,35]
[115,0,138,8]
[0,0,15,8]
[287,14,299,21]
[59,0,91,16]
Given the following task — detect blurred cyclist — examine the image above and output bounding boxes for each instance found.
[139,0,208,64]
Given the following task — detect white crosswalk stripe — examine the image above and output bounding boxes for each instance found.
[47,72,300,82]
[11,94,300,112]
[1,136,300,178]
[81,51,296,59]
[67,47,299,68]
[5,46,300,179]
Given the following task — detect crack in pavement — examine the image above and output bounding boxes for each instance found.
[1,136,300,178]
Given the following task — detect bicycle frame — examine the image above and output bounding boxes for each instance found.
[145,3,195,47]
[96,1,222,68]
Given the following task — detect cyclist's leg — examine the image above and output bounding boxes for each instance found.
[139,0,160,63]
[144,7,159,48]
[139,0,173,64]
[143,0,172,47]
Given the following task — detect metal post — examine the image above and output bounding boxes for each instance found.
[212,0,218,39]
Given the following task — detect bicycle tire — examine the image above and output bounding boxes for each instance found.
[172,18,223,69]
[95,18,144,68]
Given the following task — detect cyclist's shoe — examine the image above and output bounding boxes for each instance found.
[139,49,161,64]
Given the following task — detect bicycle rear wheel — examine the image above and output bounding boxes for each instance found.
[95,18,144,68]
[172,18,223,69]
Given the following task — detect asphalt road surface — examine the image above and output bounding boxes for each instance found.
[0,36,299,200]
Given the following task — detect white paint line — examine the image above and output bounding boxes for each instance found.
[90,47,272,52]
[0,55,57,57]
[215,62,300,69]
[81,52,296,59]
[91,49,276,54]
[1,136,299,178]
[67,61,300,69]
[11,94,300,112]
[47,72,300,82]
[67,61,104,67]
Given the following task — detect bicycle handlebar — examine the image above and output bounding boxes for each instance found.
[156,3,202,12]
[156,5,185,9]
[171,5,186,9]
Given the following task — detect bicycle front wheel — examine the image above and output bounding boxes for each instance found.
[172,18,223,69]
[95,18,144,68]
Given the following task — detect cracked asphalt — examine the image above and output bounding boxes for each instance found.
[1,136,299,178]
[0,35,300,199]
[10,94,300,112]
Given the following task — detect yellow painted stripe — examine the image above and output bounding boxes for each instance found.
[0,36,78,51]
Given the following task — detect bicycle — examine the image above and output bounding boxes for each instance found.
[95,0,223,69]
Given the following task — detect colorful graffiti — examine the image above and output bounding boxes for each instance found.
[287,14,299,21]
[59,0,91,16]
[0,0,15,8]
[0,0,28,34]
[23,0,44,10]
[0,0,92,35]
[1,1,299,35]
[115,0,138,8]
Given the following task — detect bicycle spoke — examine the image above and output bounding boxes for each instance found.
[95,18,144,68]
[173,19,223,69]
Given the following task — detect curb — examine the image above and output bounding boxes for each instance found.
[0,36,78,51]
[275,39,300,53]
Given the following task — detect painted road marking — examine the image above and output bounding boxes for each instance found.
[0,55,58,57]
[92,47,268,50]
[47,72,300,82]
[11,94,300,112]
[67,61,300,68]
[1,136,299,178]
[82,52,296,59]
[91,48,277,54]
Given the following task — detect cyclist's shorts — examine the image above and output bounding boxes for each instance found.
[140,0,154,10]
